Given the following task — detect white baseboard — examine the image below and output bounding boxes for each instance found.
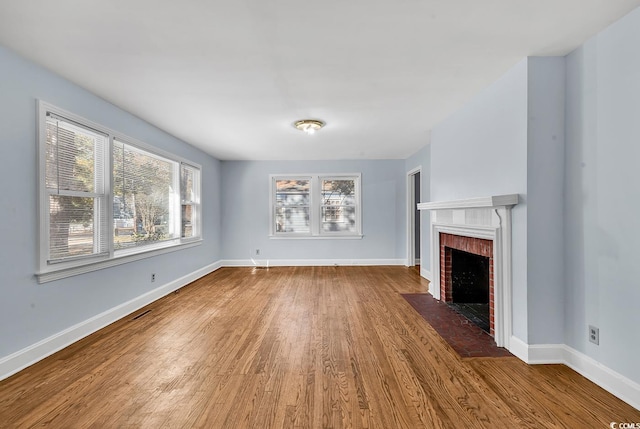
[421,268,432,281]
[508,335,530,362]
[221,258,406,267]
[562,345,640,411]
[0,260,223,381]
[526,343,566,364]
[508,336,640,410]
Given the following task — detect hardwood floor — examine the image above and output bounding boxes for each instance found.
[0,266,637,428]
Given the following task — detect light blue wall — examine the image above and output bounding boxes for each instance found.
[565,7,640,384]
[221,160,406,261]
[405,143,431,274]
[430,59,530,341]
[0,46,222,359]
[426,4,640,387]
[526,57,566,344]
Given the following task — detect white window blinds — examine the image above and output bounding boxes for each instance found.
[274,179,311,233]
[45,113,108,261]
[38,102,203,282]
[270,174,361,237]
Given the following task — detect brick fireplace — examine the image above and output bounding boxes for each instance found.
[417,194,518,348]
[440,233,494,336]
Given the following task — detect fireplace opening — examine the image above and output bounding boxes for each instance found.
[448,248,490,333]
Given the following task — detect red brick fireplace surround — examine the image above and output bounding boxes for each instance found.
[439,233,494,336]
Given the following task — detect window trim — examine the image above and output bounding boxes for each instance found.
[37,101,202,283]
[269,173,362,239]
[270,175,313,237]
[43,114,110,263]
[179,162,202,241]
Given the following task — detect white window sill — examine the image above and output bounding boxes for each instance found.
[269,234,363,240]
[36,239,202,284]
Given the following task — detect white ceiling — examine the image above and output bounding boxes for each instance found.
[1,1,639,160]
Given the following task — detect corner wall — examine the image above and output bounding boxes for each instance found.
[526,57,566,344]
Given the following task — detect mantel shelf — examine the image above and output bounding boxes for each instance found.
[417,194,519,211]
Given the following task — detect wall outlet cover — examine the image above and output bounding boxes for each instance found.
[589,325,599,345]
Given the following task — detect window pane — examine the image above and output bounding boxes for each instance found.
[322,179,355,206]
[46,117,104,193]
[322,206,356,233]
[180,164,199,239]
[182,204,194,238]
[113,141,178,250]
[49,195,96,259]
[276,180,310,206]
[181,165,195,203]
[275,207,310,233]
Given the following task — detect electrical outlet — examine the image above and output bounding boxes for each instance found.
[151,273,156,282]
[255,249,260,256]
[589,325,599,345]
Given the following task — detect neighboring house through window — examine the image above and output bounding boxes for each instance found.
[270,174,362,238]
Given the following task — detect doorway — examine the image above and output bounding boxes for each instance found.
[407,167,422,270]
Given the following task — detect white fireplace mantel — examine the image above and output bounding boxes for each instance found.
[417,194,519,349]
[417,194,518,211]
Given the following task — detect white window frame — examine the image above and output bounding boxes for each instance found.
[269,173,362,239]
[37,101,202,283]
[180,162,202,240]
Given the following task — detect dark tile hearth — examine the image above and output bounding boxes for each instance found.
[402,293,512,358]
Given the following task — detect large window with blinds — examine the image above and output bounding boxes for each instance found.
[270,174,361,238]
[44,113,109,261]
[38,101,201,282]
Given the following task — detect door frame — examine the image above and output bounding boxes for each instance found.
[406,166,422,267]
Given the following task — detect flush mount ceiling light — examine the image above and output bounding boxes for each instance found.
[294,119,325,135]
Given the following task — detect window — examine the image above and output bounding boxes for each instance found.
[270,174,361,238]
[38,102,202,282]
[44,113,109,261]
[180,163,200,239]
[321,178,357,233]
[274,178,310,233]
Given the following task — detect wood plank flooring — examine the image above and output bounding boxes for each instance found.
[0,266,638,428]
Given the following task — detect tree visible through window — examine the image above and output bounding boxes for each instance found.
[321,179,357,233]
[113,140,178,249]
[38,102,202,281]
[271,174,361,237]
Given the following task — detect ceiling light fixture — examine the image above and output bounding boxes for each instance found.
[294,119,325,135]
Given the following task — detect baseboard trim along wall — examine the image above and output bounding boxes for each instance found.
[221,258,407,267]
[509,336,640,410]
[0,260,223,382]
